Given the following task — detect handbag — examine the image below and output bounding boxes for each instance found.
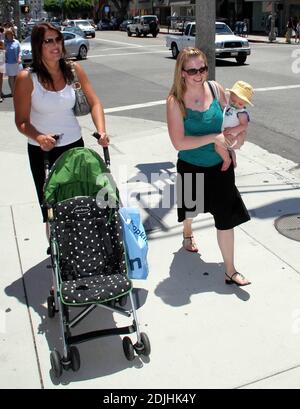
[119,207,149,280]
[71,63,91,117]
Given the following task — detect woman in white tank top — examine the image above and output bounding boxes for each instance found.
[13,22,109,229]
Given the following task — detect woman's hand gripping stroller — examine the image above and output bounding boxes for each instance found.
[37,133,62,151]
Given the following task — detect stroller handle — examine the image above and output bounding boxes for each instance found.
[92,132,110,167]
[44,134,62,174]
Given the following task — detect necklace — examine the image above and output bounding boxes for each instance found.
[195,99,201,106]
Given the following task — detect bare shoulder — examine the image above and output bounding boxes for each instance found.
[72,61,85,75]
[16,68,32,82]
[167,95,179,109]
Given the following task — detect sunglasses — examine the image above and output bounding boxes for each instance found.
[43,36,63,46]
[183,66,208,76]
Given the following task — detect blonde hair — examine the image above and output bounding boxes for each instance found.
[169,47,208,117]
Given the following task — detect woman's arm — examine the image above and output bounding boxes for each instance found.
[74,62,109,147]
[166,96,230,151]
[14,70,57,151]
[17,41,22,64]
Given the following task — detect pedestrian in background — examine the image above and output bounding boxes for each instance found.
[285,17,294,43]
[4,27,22,96]
[166,47,251,286]
[296,19,300,43]
[13,23,109,239]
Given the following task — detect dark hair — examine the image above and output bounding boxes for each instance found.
[31,23,73,91]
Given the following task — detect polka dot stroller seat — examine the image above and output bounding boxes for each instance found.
[44,147,150,378]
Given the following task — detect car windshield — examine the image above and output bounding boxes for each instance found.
[23,36,31,43]
[188,23,233,37]
[216,23,233,35]
[143,17,157,23]
[76,21,90,26]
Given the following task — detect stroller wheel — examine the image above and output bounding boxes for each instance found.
[47,295,56,318]
[50,350,63,378]
[123,337,135,361]
[118,294,128,307]
[69,346,81,372]
[140,332,151,356]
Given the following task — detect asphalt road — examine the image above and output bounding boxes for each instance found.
[1,30,300,165]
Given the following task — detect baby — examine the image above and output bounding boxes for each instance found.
[216,80,254,171]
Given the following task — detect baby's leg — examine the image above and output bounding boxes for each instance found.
[215,144,231,171]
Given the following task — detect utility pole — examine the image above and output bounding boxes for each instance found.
[195,0,216,80]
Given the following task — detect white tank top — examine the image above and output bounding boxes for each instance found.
[28,72,82,147]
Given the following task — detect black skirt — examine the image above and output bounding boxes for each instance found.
[176,159,250,230]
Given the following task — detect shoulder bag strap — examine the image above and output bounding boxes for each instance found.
[207,80,220,101]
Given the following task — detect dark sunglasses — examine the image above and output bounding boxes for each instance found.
[43,36,63,45]
[183,66,208,76]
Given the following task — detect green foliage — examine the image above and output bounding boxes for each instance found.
[44,0,61,13]
[63,0,94,13]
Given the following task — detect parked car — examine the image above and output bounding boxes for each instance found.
[166,21,251,64]
[127,15,159,37]
[61,25,86,38]
[97,19,113,30]
[21,32,90,65]
[119,19,134,31]
[67,19,95,38]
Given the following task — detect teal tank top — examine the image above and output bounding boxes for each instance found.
[178,98,223,167]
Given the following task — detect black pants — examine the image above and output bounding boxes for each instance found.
[28,138,84,222]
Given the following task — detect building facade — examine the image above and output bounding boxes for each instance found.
[127,0,300,33]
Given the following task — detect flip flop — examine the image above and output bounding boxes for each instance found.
[225,272,251,286]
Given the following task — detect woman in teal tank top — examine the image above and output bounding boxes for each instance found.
[166,47,251,286]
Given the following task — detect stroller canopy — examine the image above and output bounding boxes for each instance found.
[44,147,119,206]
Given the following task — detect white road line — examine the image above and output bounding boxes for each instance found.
[104,100,166,113]
[254,85,300,91]
[93,44,165,52]
[93,37,143,47]
[104,84,300,113]
[88,50,168,58]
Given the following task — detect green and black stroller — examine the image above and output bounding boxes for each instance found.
[44,143,150,378]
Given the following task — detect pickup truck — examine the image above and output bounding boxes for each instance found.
[166,22,251,65]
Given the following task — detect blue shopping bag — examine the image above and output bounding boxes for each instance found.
[119,207,149,279]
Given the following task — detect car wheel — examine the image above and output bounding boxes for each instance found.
[171,43,179,59]
[127,29,132,37]
[236,55,247,65]
[77,45,87,60]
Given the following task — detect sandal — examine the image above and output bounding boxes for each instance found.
[225,272,251,286]
[183,235,198,253]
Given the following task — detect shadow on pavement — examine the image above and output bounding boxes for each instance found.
[5,258,149,385]
[155,247,250,305]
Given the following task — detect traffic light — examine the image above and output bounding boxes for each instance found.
[21,5,30,14]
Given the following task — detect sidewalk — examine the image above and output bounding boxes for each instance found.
[1,111,300,388]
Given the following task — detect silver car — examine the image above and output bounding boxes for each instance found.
[21,32,89,65]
